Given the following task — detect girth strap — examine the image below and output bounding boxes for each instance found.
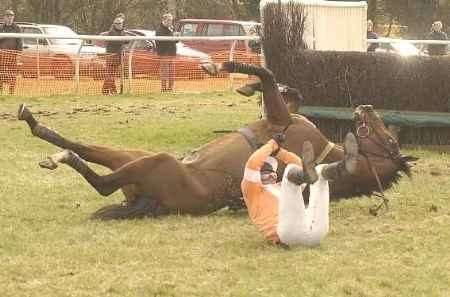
[314,142,336,165]
[238,127,261,151]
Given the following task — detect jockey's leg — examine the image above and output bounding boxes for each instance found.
[303,164,330,245]
[277,163,308,246]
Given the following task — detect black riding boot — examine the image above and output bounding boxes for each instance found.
[321,132,359,181]
[287,141,318,185]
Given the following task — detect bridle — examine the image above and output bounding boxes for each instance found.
[355,113,402,215]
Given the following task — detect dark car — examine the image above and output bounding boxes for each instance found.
[177,19,261,54]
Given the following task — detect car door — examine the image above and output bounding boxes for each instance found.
[21,27,50,55]
[204,23,229,54]
[20,26,51,77]
[223,23,246,52]
[179,22,202,51]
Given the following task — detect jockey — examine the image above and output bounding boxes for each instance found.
[241,133,359,247]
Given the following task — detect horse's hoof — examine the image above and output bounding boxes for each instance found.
[200,63,220,75]
[236,85,256,97]
[343,133,359,174]
[18,103,31,120]
[39,158,58,170]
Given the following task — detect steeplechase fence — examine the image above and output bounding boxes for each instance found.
[0,34,262,96]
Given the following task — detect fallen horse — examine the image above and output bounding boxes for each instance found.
[18,62,416,220]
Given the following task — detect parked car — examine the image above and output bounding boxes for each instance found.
[8,22,105,79]
[93,29,211,80]
[177,19,261,54]
[375,38,425,56]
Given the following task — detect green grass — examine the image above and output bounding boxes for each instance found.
[1,93,449,297]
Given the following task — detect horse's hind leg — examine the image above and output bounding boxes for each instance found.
[45,150,208,212]
[202,62,291,127]
[18,104,149,170]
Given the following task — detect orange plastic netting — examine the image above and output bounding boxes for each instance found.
[0,49,262,96]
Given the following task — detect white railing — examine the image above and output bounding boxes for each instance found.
[367,38,450,45]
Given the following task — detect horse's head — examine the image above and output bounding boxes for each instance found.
[278,83,304,114]
[353,105,417,177]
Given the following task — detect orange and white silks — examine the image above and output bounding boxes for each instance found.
[241,139,330,247]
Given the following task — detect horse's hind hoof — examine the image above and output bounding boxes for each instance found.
[18,103,31,121]
[39,158,58,170]
[200,63,220,75]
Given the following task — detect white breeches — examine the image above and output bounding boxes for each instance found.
[277,164,330,247]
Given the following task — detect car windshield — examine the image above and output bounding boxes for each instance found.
[42,26,82,46]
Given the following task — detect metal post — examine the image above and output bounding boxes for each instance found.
[36,38,40,96]
[228,40,237,91]
[75,42,83,95]
[127,41,137,95]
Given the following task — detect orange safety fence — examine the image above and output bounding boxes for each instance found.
[0,49,263,96]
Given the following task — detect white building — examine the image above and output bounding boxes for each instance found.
[260,0,368,51]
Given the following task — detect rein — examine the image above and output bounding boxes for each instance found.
[356,120,398,216]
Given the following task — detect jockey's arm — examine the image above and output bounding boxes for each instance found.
[275,148,303,168]
[241,139,278,195]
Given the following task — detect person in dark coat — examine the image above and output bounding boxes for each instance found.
[102,15,128,95]
[366,20,379,52]
[155,13,178,92]
[0,10,23,94]
[426,21,448,56]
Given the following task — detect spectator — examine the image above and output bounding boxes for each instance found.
[248,26,261,54]
[366,19,379,52]
[0,9,23,95]
[102,15,128,95]
[426,21,448,56]
[156,13,178,92]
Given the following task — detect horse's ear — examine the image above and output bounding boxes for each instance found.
[400,155,419,163]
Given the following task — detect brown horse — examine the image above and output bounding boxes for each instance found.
[18,62,415,220]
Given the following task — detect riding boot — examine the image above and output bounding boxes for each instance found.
[321,133,359,181]
[287,141,318,185]
[236,81,262,97]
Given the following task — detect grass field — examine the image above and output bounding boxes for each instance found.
[1,92,449,297]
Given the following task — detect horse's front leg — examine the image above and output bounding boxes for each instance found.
[18,103,151,170]
[201,62,291,128]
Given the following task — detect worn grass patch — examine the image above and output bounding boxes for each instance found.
[1,93,449,297]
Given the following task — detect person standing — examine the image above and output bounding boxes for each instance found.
[366,20,379,52]
[102,15,128,95]
[156,13,178,92]
[0,9,23,94]
[426,21,448,56]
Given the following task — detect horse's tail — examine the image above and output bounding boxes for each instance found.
[90,196,168,220]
